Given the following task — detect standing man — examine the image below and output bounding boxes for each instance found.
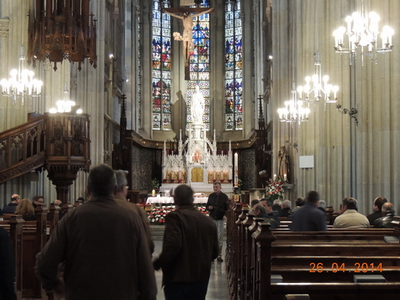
[206,181,229,262]
[36,164,157,300]
[3,194,20,214]
[291,191,327,231]
[154,185,218,300]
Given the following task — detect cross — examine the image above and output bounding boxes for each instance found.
[163,6,214,80]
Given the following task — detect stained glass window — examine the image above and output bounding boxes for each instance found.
[186,1,211,130]
[225,0,242,130]
[152,0,172,130]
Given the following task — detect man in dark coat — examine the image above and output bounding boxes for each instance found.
[291,191,327,231]
[2,194,20,214]
[374,202,396,228]
[154,184,218,300]
[206,181,229,262]
[36,164,157,300]
[367,196,387,225]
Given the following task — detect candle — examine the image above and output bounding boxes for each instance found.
[284,174,287,181]
[152,189,156,197]
[234,153,238,166]
[273,174,277,181]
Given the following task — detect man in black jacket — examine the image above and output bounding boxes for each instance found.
[206,181,229,262]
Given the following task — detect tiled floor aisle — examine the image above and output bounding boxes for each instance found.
[152,227,229,300]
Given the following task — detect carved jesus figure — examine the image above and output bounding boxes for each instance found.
[164,8,214,67]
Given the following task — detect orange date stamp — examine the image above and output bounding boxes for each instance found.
[309,262,383,273]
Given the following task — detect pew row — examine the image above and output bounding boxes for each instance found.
[0,203,64,299]
[226,203,400,300]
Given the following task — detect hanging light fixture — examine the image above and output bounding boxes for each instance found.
[277,88,310,124]
[49,85,82,114]
[296,52,339,107]
[333,11,394,55]
[0,47,43,104]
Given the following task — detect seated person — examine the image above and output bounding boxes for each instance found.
[374,202,396,228]
[3,194,20,214]
[317,200,327,213]
[292,197,305,212]
[333,197,369,229]
[367,196,387,225]
[279,200,292,217]
[253,201,280,229]
[291,191,327,231]
[272,199,282,215]
[15,198,37,221]
[249,199,259,214]
[32,195,44,209]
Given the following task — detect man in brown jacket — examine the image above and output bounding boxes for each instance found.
[153,184,218,300]
[36,164,157,300]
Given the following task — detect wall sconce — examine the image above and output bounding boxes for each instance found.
[336,104,358,125]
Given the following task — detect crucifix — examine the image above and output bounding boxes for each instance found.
[163,6,214,80]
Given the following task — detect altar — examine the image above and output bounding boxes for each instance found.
[146,196,208,204]
[161,85,234,194]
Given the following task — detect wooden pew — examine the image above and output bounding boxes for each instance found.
[0,204,58,299]
[227,205,400,300]
[254,223,400,300]
[0,215,25,300]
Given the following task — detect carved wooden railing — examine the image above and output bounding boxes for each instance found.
[0,113,91,202]
[0,115,47,183]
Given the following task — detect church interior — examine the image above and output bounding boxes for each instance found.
[2,0,400,299]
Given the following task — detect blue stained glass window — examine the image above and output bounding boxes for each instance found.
[152,0,172,130]
[225,0,243,130]
[186,1,211,130]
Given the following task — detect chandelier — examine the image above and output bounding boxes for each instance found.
[0,47,43,104]
[333,11,394,55]
[277,89,310,124]
[49,86,82,114]
[296,52,339,107]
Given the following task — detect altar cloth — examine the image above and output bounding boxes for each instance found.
[146,196,208,204]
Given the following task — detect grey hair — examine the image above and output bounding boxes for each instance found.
[318,200,326,209]
[282,199,291,209]
[114,170,128,192]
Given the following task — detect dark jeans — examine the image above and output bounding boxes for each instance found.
[164,282,208,300]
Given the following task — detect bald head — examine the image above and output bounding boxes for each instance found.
[382,202,394,216]
[11,194,20,203]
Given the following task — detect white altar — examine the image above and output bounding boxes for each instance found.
[161,86,234,193]
[146,196,208,204]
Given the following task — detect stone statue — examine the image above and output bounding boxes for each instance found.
[191,85,204,124]
[278,146,290,181]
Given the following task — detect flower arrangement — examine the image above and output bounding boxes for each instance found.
[147,204,209,225]
[265,178,284,200]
